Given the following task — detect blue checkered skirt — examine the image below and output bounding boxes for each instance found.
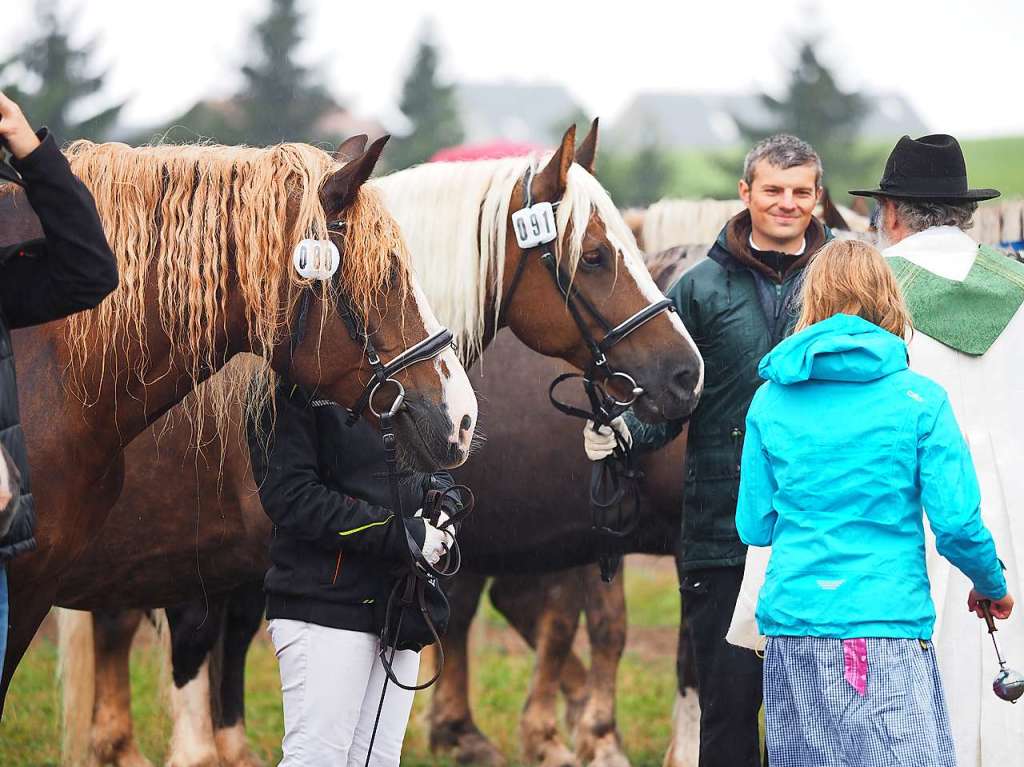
[764,636,957,767]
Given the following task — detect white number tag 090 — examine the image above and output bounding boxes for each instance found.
[511,202,557,249]
[292,239,340,280]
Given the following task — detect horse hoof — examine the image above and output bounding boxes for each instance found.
[165,750,219,767]
[586,734,631,767]
[115,748,156,767]
[454,732,507,766]
[537,743,581,767]
[215,723,266,767]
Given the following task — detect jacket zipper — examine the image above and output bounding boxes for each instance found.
[731,426,743,473]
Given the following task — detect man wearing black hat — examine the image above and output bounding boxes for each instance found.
[850,135,1023,765]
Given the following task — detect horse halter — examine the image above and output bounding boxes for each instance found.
[502,166,675,419]
[289,219,455,426]
[502,166,676,582]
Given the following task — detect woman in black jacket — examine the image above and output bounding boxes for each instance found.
[0,91,118,677]
[248,378,457,766]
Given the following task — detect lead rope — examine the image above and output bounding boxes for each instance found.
[364,406,471,766]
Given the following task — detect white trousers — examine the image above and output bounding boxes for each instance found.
[268,619,420,767]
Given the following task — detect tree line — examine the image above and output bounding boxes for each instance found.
[2,0,872,205]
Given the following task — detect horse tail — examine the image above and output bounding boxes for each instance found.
[56,607,96,767]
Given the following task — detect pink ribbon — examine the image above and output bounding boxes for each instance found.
[843,638,868,696]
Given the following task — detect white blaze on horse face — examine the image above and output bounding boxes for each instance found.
[410,276,478,456]
[614,236,705,396]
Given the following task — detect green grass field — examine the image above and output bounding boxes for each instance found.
[0,557,682,767]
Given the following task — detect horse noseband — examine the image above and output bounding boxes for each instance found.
[287,220,455,424]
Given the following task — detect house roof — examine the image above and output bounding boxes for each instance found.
[608,91,928,150]
[455,82,580,145]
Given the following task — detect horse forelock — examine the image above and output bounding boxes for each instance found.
[373,156,637,365]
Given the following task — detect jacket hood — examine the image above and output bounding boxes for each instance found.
[758,314,908,384]
[710,209,830,284]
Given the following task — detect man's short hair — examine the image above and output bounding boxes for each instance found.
[884,197,977,233]
[743,134,823,188]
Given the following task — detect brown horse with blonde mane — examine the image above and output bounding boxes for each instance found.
[53,122,705,767]
[0,134,477,707]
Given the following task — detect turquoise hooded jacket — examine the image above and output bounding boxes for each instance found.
[736,314,1006,639]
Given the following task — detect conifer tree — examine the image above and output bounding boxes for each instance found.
[0,0,125,141]
[387,26,463,169]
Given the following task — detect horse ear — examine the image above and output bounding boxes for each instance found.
[574,118,599,175]
[334,134,369,163]
[321,135,390,214]
[533,124,576,202]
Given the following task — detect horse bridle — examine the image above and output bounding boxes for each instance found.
[288,218,455,426]
[501,167,676,581]
[501,166,675,421]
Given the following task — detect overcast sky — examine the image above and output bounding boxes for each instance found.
[5,0,1023,139]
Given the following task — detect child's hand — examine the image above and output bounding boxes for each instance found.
[968,589,1014,620]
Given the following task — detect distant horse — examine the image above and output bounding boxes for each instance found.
[0,134,477,710]
[56,123,705,766]
[632,193,870,254]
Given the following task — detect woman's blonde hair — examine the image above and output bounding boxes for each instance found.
[794,239,912,338]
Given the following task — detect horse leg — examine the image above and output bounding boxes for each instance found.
[213,581,265,767]
[574,565,629,767]
[90,608,153,767]
[492,572,582,767]
[164,598,226,767]
[486,575,589,735]
[662,595,699,767]
[0,578,55,713]
[429,572,506,766]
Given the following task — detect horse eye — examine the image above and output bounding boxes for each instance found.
[582,249,604,267]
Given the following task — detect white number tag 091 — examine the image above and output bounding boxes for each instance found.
[511,202,557,249]
[292,239,340,280]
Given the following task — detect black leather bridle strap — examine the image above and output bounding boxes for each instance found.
[599,297,675,353]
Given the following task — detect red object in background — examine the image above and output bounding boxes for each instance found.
[429,140,546,163]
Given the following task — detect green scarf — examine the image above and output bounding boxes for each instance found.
[890,245,1024,355]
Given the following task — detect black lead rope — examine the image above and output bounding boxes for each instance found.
[364,406,473,767]
[281,224,464,765]
[502,166,672,582]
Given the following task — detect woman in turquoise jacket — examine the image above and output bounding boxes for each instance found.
[736,239,1013,767]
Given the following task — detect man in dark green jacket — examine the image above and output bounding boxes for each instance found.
[585,134,832,767]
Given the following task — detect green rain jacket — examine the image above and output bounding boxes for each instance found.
[628,210,831,572]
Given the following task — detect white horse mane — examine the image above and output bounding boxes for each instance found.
[372,156,639,363]
[642,198,746,254]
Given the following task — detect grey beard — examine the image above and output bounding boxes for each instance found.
[874,207,893,250]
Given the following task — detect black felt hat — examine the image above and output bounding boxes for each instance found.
[850,134,1000,201]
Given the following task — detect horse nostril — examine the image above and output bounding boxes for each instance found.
[671,365,699,397]
[460,414,473,433]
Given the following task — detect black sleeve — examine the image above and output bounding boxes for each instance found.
[0,130,118,329]
[247,382,425,560]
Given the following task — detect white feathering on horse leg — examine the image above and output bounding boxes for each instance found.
[166,658,219,767]
[57,608,97,767]
[662,691,700,767]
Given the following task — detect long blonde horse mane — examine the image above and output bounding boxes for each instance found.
[61,140,409,438]
[372,156,637,364]
[641,198,746,253]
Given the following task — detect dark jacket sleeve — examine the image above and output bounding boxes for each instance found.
[247,383,423,560]
[1,130,118,329]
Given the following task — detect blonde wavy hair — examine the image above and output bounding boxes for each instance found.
[795,239,912,338]
[61,140,410,442]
